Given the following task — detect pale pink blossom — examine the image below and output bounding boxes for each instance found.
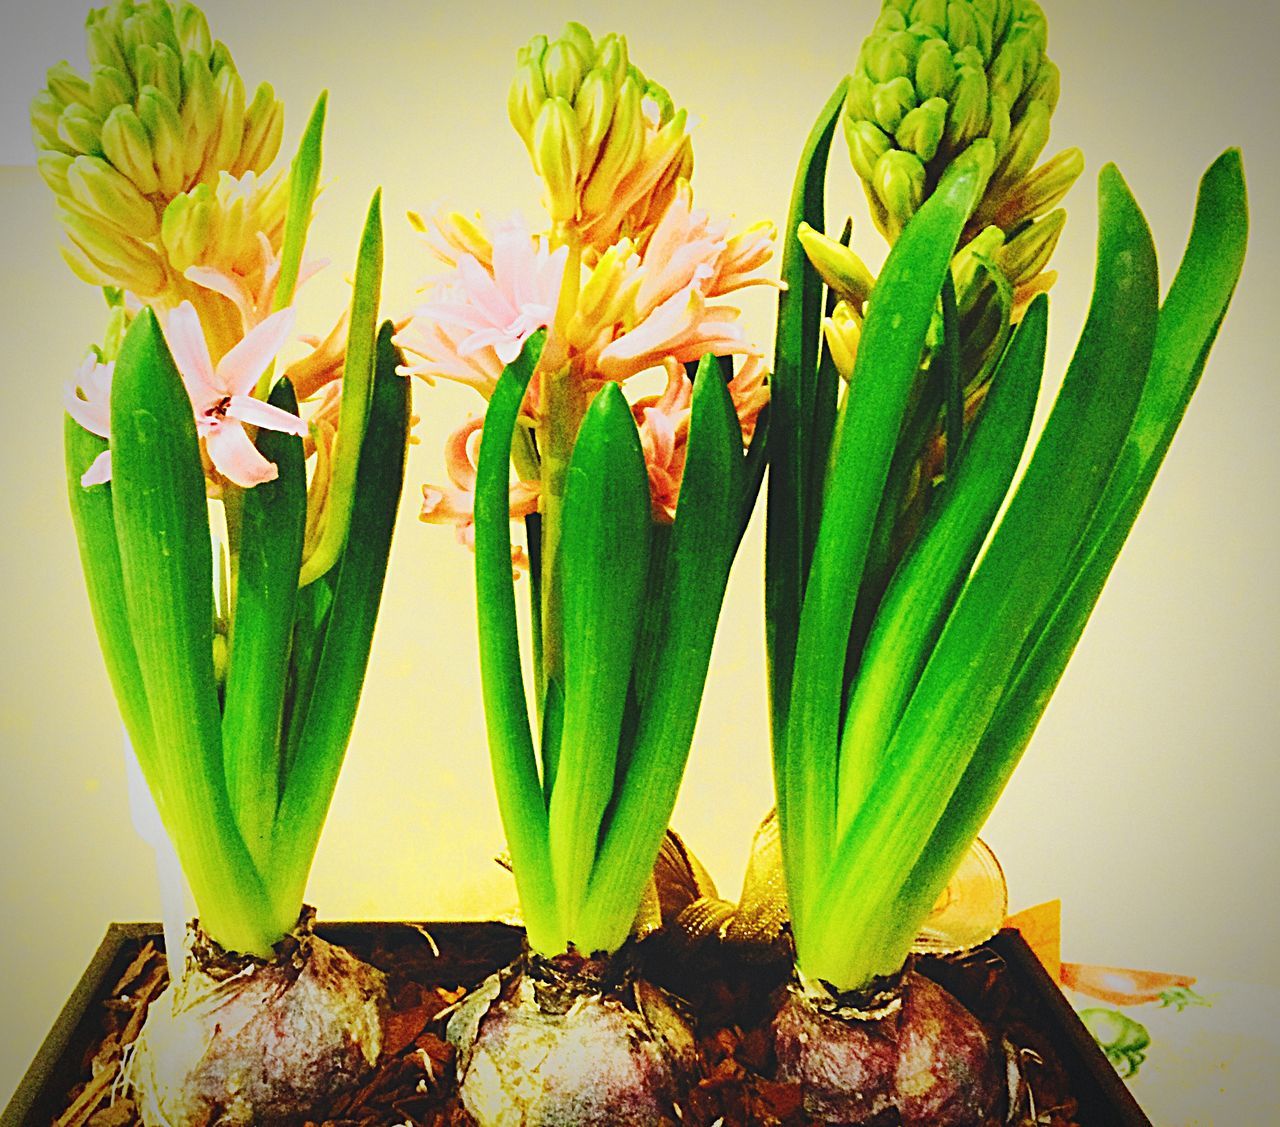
[632,368,692,522]
[397,215,566,397]
[185,231,327,333]
[63,354,114,487]
[420,415,540,568]
[165,301,309,488]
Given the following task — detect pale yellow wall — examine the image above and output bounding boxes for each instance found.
[1,0,1276,1101]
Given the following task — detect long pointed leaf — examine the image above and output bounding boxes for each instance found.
[575,357,746,952]
[891,150,1248,951]
[299,188,383,586]
[64,418,154,762]
[111,309,277,955]
[549,382,651,941]
[222,377,306,869]
[466,330,563,953]
[271,323,408,917]
[836,296,1046,836]
[808,165,1160,988]
[765,78,846,741]
[782,146,991,939]
[272,92,327,313]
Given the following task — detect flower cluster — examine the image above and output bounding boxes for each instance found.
[398,69,775,551]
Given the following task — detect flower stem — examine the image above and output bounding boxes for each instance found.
[536,230,583,688]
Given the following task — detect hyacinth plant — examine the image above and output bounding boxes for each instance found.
[396,21,773,1121]
[42,2,409,1119]
[766,1,1248,1105]
[399,22,773,961]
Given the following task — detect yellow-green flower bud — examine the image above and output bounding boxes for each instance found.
[895,96,947,161]
[844,119,892,184]
[991,144,1081,229]
[175,2,212,55]
[236,82,283,177]
[37,152,74,197]
[89,66,136,119]
[575,68,617,177]
[995,206,1064,286]
[134,42,182,104]
[45,61,92,109]
[508,59,547,144]
[137,84,184,196]
[873,149,927,240]
[57,104,104,156]
[798,222,876,309]
[533,96,582,224]
[101,105,160,195]
[208,66,246,176]
[30,92,67,153]
[580,75,644,217]
[844,0,1068,242]
[543,40,587,103]
[59,207,168,295]
[823,300,863,382]
[67,154,160,238]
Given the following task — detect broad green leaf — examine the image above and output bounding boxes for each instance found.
[467,329,562,954]
[575,357,747,953]
[765,78,846,741]
[64,417,154,762]
[110,309,278,956]
[222,377,306,870]
[836,296,1046,837]
[892,150,1249,951]
[298,188,383,586]
[272,323,408,919]
[549,383,651,940]
[782,144,992,940]
[807,164,1160,989]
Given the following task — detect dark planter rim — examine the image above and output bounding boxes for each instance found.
[2,922,1151,1126]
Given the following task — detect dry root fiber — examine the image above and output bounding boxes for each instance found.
[773,964,1005,1125]
[123,911,387,1127]
[447,948,701,1126]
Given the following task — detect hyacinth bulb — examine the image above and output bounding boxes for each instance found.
[843,0,1081,241]
[31,0,284,295]
[509,22,693,248]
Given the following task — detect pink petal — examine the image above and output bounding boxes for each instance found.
[216,307,297,396]
[63,383,110,438]
[205,420,279,487]
[80,449,112,487]
[184,266,253,325]
[165,302,221,402]
[227,394,310,436]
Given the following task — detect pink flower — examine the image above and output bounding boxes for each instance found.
[185,231,327,333]
[421,415,540,567]
[397,215,566,397]
[632,367,692,522]
[165,301,309,488]
[63,354,114,487]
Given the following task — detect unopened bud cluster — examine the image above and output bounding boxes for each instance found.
[31,0,283,296]
[509,22,692,248]
[844,0,1079,240]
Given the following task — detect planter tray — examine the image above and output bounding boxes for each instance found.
[2,923,1150,1126]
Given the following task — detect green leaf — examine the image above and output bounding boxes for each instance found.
[110,309,278,956]
[271,322,408,918]
[272,92,327,313]
[298,187,383,586]
[575,355,747,953]
[64,417,153,760]
[781,144,991,941]
[469,329,563,954]
[549,382,651,941]
[891,150,1249,949]
[765,77,846,741]
[836,295,1046,837]
[221,377,306,870]
[808,163,1160,990]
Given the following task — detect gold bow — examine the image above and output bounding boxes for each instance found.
[635,811,1008,959]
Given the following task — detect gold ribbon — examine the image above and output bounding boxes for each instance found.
[637,810,1008,959]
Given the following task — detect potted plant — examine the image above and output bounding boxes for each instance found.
[761,0,1247,1121]
[31,1,411,1122]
